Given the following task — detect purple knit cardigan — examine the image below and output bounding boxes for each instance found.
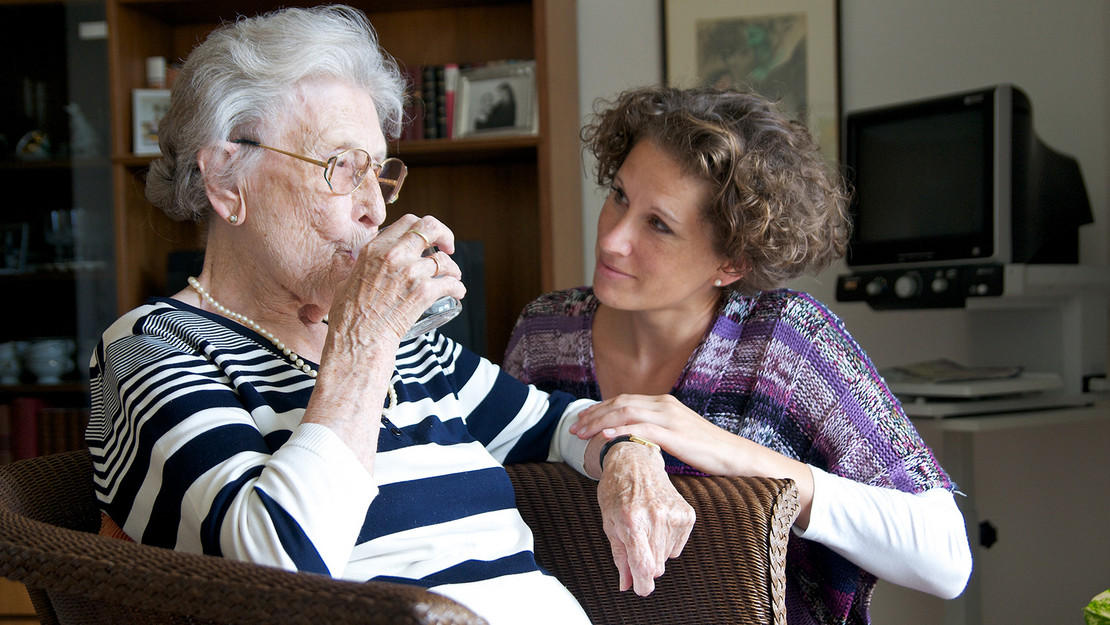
[504,286,954,625]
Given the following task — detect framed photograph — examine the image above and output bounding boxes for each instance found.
[1,222,30,272]
[455,61,538,138]
[132,88,171,155]
[664,0,840,162]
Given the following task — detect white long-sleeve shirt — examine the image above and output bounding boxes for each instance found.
[798,466,972,598]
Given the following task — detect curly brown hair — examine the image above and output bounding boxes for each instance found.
[582,86,851,293]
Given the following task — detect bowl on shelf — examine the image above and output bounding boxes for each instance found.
[24,338,76,384]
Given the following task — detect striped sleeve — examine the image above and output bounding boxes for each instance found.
[87,302,376,576]
[398,331,593,471]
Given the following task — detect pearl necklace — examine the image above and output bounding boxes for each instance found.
[188,276,317,377]
[186,276,399,417]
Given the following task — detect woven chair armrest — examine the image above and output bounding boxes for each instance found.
[0,505,484,625]
[506,461,799,625]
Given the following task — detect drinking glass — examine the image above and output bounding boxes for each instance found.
[401,246,461,340]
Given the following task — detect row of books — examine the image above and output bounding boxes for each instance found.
[0,398,89,463]
[401,63,458,141]
[399,60,533,141]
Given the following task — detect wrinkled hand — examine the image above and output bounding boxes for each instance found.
[307,215,466,470]
[597,442,694,596]
[577,394,817,531]
[328,214,466,349]
[573,394,754,477]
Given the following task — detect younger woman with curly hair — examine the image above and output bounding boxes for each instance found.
[504,86,971,625]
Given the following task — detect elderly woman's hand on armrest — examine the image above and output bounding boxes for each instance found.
[582,424,695,596]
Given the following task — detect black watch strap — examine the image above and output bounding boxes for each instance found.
[598,434,661,470]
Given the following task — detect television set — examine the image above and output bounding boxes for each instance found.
[835,84,1092,309]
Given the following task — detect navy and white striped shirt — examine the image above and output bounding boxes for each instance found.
[88,298,592,624]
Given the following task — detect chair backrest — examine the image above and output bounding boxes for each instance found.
[506,462,798,625]
[1,451,798,625]
[0,451,483,625]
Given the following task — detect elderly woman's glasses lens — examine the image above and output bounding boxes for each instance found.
[232,139,407,202]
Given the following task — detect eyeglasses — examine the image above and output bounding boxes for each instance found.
[232,139,407,203]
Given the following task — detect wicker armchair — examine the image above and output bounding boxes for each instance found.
[0,451,798,625]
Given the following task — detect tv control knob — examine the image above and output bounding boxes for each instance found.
[865,278,885,297]
[931,276,950,293]
[894,273,922,298]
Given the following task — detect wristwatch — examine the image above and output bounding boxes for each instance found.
[598,434,661,470]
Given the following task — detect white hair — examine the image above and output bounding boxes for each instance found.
[145,4,406,221]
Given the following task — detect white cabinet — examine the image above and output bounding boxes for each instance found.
[869,404,1110,624]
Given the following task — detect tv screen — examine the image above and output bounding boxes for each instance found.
[853,108,989,246]
[845,88,1001,267]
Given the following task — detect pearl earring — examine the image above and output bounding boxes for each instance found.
[229,214,239,224]
[714,279,723,287]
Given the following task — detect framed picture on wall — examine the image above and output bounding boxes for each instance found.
[132,88,171,155]
[454,61,538,138]
[663,0,840,162]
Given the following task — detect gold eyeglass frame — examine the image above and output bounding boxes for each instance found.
[232,139,406,202]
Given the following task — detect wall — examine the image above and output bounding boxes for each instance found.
[577,0,1110,374]
[576,0,663,283]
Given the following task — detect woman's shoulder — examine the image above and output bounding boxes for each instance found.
[519,286,598,320]
[102,297,248,359]
[505,287,595,376]
[723,288,865,357]
[521,286,594,315]
[101,298,192,339]
[734,288,846,328]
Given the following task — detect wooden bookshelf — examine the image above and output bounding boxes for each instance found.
[105,0,583,359]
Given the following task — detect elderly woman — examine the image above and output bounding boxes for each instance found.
[504,86,973,625]
[86,7,693,624]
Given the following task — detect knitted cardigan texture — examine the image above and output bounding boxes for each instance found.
[503,287,954,625]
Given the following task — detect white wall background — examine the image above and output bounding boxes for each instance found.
[576,0,664,282]
[576,0,1110,373]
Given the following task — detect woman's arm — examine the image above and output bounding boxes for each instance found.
[799,467,972,598]
[567,394,971,596]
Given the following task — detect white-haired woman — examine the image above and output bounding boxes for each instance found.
[88,7,693,624]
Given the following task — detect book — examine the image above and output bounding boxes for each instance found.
[36,407,89,456]
[0,404,12,464]
[9,396,46,460]
[402,64,425,141]
[443,63,459,138]
[422,64,439,140]
[434,64,448,139]
[889,358,1024,383]
[401,62,426,140]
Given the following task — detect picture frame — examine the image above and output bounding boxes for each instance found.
[132,88,171,155]
[454,61,538,138]
[664,0,841,163]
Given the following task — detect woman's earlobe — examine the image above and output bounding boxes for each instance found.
[198,143,245,225]
[714,260,747,288]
